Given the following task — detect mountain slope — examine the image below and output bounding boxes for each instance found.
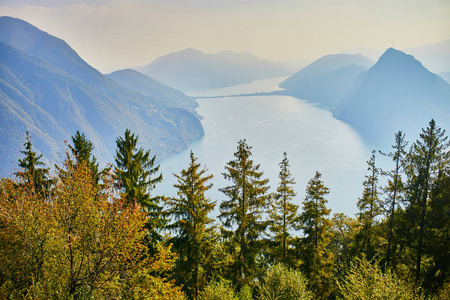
[106,69,197,112]
[406,39,450,74]
[335,48,450,144]
[0,17,203,175]
[279,54,373,107]
[136,48,291,92]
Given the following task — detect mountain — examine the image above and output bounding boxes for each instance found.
[335,48,450,145]
[279,54,373,108]
[0,17,203,175]
[406,40,450,74]
[135,48,292,92]
[438,72,450,84]
[106,69,197,113]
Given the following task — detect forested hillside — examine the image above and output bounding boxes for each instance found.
[1,119,448,299]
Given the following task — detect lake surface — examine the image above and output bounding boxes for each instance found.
[154,78,369,217]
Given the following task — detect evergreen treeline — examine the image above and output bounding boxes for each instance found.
[1,119,449,299]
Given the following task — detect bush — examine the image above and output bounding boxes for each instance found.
[198,279,237,300]
[338,258,424,300]
[257,263,313,300]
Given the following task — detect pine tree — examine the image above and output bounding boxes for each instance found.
[380,131,408,268]
[269,152,298,265]
[298,171,334,299]
[166,151,216,299]
[355,150,381,259]
[219,139,270,290]
[115,129,163,251]
[69,131,99,182]
[404,119,450,284]
[15,132,50,197]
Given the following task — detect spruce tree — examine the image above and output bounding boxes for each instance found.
[269,152,298,266]
[404,119,450,284]
[299,171,334,299]
[115,129,163,251]
[16,132,50,197]
[219,139,270,290]
[69,131,99,182]
[380,131,408,268]
[355,150,381,259]
[167,151,215,299]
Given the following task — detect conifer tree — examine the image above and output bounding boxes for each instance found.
[355,150,381,259]
[69,131,99,182]
[298,171,334,299]
[380,131,408,268]
[269,152,298,265]
[403,119,450,284]
[16,132,50,197]
[115,129,163,251]
[166,151,216,299]
[219,139,270,290]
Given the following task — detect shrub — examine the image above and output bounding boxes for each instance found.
[257,263,314,300]
[338,258,424,300]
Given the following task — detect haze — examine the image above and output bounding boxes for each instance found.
[1,0,449,72]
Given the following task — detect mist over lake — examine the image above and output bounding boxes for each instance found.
[154,78,369,216]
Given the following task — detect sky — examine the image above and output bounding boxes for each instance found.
[1,0,449,72]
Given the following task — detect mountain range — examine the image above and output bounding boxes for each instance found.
[280,47,450,145]
[135,48,292,92]
[0,16,203,175]
[334,48,450,144]
[279,54,374,108]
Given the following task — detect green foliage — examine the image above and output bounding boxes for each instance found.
[338,257,424,300]
[403,119,450,284]
[257,263,313,300]
[380,131,408,269]
[166,151,216,298]
[219,139,271,290]
[15,131,50,197]
[269,152,299,266]
[198,279,237,300]
[69,131,99,182]
[355,150,382,260]
[115,129,164,252]
[298,171,334,299]
[329,213,358,278]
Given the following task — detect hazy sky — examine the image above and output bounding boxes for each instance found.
[1,0,449,71]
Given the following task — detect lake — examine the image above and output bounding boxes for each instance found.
[154,78,369,217]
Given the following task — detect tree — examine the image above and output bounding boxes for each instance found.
[0,157,185,299]
[329,213,358,278]
[15,131,50,197]
[269,152,299,265]
[380,131,408,268]
[355,150,382,259]
[167,151,216,299]
[219,139,271,290]
[298,171,334,299]
[404,119,450,284]
[115,129,163,251]
[69,131,99,182]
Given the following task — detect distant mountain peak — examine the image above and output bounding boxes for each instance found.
[334,47,450,145]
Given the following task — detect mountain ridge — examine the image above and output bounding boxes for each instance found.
[334,48,450,144]
[0,17,204,176]
[136,48,292,92]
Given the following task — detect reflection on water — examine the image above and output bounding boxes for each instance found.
[154,82,369,216]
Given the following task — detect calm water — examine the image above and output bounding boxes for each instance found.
[154,79,369,217]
